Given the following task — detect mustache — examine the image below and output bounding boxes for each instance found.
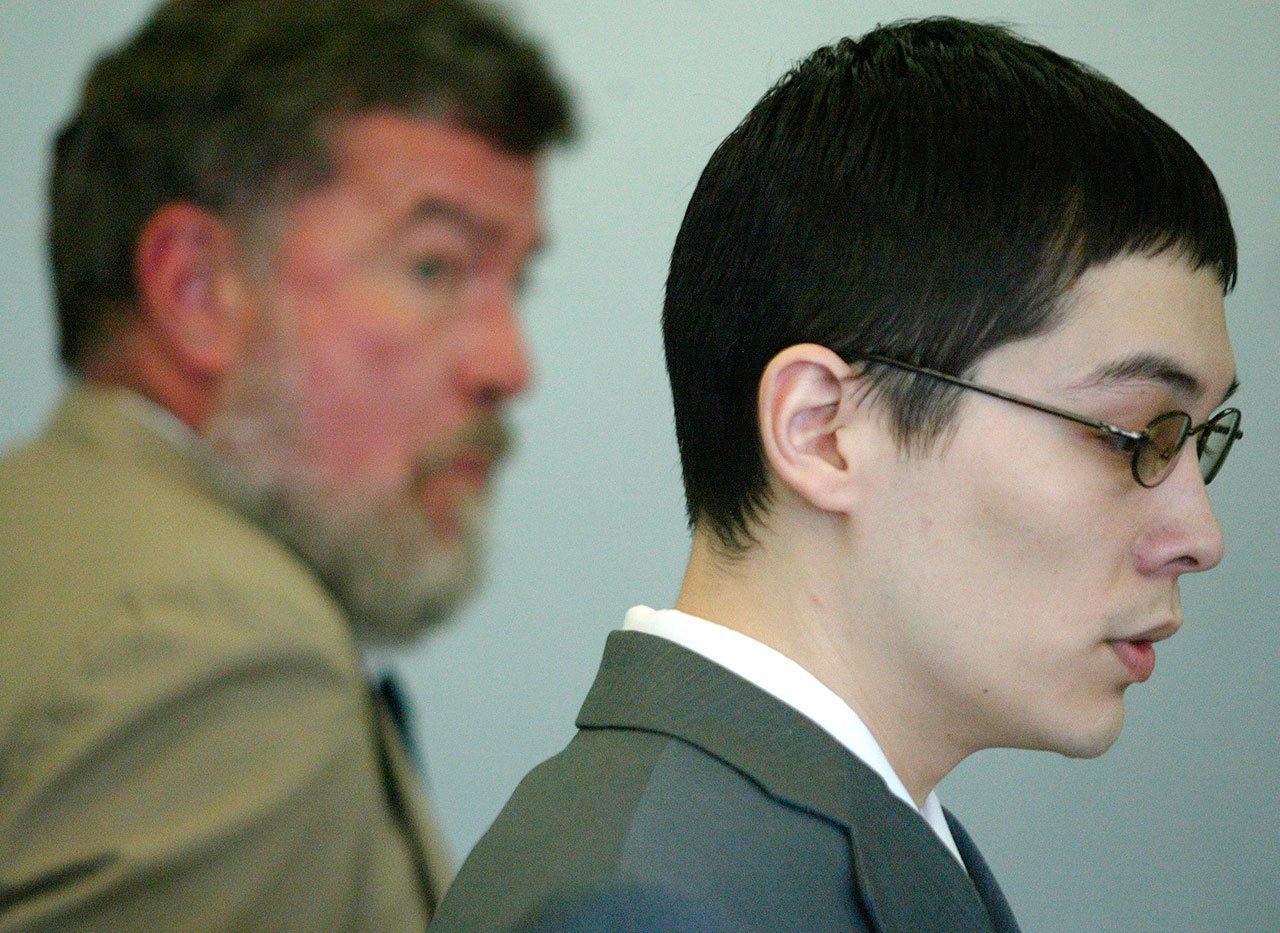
[465,416,512,461]
[414,416,513,476]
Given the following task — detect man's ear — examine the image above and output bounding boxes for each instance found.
[133,202,255,379]
[758,343,873,515]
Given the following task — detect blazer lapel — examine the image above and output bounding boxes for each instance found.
[946,811,1021,933]
[577,631,1017,933]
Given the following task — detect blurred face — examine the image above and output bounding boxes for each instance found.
[205,112,542,644]
[854,253,1236,761]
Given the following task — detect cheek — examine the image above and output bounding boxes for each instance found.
[964,419,1124,563]
[964,465,1110,621]
[889,444,1121,659]
[286,283,461,479]
[863,424,1143,753]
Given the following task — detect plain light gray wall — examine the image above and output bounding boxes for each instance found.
[2,2,1276,929]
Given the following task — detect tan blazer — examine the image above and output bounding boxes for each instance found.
[0,386,449,931]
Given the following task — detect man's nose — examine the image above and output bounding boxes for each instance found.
[1134,443,1226,576]
[461,286,534,407]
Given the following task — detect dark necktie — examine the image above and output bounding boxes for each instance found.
[375,673,423,772]
[370,674,436,919]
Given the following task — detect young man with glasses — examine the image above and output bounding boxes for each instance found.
[432,17,1240,931]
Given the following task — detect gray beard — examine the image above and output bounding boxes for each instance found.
[212,460,487,646]
[199,330,488,647]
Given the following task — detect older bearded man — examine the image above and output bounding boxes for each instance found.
[0,1,573,929]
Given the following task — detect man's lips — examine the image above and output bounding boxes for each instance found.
[446,451,495,488]
[417,418,510,490]
[414,450,497,498]
[1107,619,1180,683]
[1109,639,1157,682]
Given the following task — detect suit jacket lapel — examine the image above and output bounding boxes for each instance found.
[370,686,454,905]
[577,631,1017,933]
[946,811,1021,932]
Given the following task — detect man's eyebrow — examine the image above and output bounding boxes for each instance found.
[404,198,545,255]
[404,199,490,241]
[1071,352,1232,403]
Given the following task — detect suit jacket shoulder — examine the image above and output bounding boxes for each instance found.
[0,387,438,930]
[433,630,1020,932]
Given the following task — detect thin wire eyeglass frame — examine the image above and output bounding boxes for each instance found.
[853,353,1243,488]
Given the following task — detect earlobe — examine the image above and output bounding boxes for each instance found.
[134,202,253,379]
[758,343,865,515]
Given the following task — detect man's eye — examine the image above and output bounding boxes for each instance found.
[1096,430,1137,455]
[414,257,450,281]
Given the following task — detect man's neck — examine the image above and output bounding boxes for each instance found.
[674,526,968,805]
[79,330,217,433]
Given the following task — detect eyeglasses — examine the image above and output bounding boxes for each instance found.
[854,353,1243,488]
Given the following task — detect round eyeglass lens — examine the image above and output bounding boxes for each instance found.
[1197,408,1242,484]
[1135,411,1192,486]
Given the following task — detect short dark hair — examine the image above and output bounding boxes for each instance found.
[663,17,1237,552]
[50,0,575,369]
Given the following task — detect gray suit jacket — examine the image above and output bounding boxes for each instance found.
[432,630,1020,932]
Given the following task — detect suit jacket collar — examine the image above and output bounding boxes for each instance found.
[48,383,227,507]
[576,630,1020,933]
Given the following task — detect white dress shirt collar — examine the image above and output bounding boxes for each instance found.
[622,605,964,866]
[109,385,202,453]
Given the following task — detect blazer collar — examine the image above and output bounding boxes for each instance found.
[576,630,1020,933]
[48,382,233,510]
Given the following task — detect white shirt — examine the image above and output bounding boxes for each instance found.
[112,385,202,453]
[622,605,965,866]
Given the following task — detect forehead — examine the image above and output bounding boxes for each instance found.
[987,252,1235,407]
[324,110,542,232]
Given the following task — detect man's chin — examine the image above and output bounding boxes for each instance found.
[340,526,486,648]
[1037,711,1126,761]
[219,475,489,647]
[347,562,482,648]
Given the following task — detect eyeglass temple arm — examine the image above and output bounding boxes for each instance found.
[853,353,1143,440]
